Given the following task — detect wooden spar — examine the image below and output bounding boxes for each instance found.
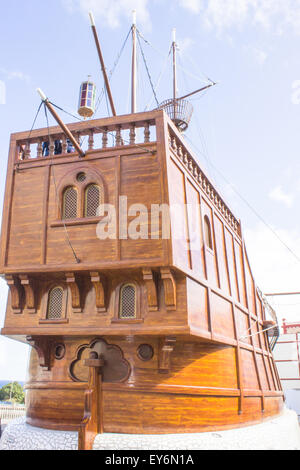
[89,12,116,117]
[176,83,216,101]
[131,10,137,114]
[37,88,85,158]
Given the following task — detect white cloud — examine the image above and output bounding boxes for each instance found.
[178,0,202,14]
[269,185,294,208]
[178,0,300,35]
[0,68,30,83]
[62,0,151,30]
[177,36,195,53]
[251,47,267,65]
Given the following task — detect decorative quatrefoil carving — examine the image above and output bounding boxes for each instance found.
[69,338,131,383]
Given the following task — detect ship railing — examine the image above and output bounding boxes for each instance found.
[167,124,241,238]
[13,112,157,162]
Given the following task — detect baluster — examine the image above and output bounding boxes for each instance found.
[171,136,177,152]
[37,139,43,158]
[25,141,31,159]
[62,135,67,154]
[115,126,122,147]
[183,152,188,166]
[49,136,55,157]
[88,130,94,151]
[129,125,136,145]
[193,166,198,178]
[102,128,108,148]
[177,145,183,161]
[144,122,150,143]
[188,159,193,172]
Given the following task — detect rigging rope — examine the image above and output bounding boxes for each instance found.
[137,30,159,108]
[28,101,43,140]
[185,134,300,267]
[94,26,132,115]
[44,103,81,264]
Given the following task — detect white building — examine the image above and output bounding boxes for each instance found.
[273,320,300,420]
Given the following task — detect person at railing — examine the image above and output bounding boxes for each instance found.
[54,140,62,155]
[42,141,49,156]
[67,139,75,154]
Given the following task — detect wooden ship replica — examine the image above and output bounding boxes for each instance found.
[0,11,284,449]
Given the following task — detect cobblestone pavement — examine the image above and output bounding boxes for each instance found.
[93,408,300,450]
[0,418,78,450]
[1,408,299,450]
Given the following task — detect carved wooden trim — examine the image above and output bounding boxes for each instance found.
[19,275,36,314]
[70,338,131,384]
[142,268,158,311]
[160,268,176,311]
[5,275,23,314]
[158,336,176,373]
[66,272,81,313]
[90,272,106,314]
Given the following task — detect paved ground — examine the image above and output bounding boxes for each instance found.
[0,408,299,450]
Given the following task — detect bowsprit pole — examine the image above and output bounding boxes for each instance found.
[37,88,85,158]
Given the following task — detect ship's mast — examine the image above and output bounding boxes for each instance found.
[172,28,178,123]
[172,28,177,103]
[89,11,116,117]
[131,10,137,114]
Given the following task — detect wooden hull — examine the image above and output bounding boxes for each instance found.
[25,336,284,433]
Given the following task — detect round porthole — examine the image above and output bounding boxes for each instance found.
[54,344,66,360]
[137,344,154,362]
[76,172,86,183]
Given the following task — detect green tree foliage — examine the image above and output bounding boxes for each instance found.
[0,382,25,404]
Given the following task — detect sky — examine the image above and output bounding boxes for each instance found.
[0,0,300,381]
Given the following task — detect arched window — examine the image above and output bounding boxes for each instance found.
[47,287,64,320]
[63,186,78,219]
[204,215,213,250]
[84,184,103,218]
[119,284,137,319]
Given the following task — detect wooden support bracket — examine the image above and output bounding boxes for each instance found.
[66,272,81,313]
[26,336,56,371]
[19,275,36,314]
[160,268,176,311]
[5,275,23,314]
[90,272,106,314]
[142,268,158,311]
[158,336,176,374]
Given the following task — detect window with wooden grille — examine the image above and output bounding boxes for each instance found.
[84,184,103,218]
[119,284,137,319]
[47,287,64,320]
[204,215,213,250]
[63,187,78,219]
